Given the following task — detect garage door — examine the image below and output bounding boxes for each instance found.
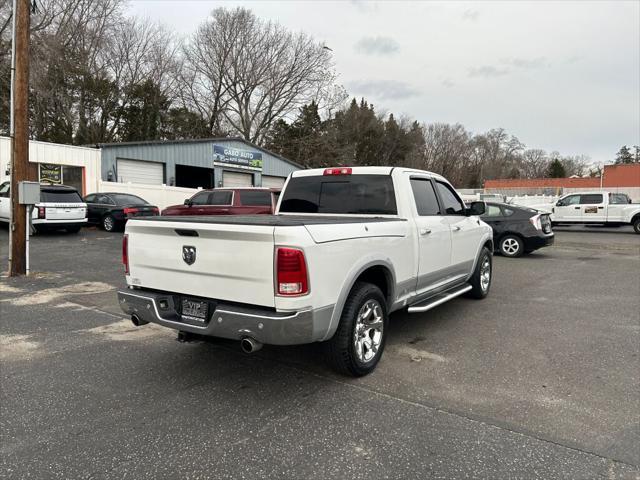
[117,159,164,185]
[223,170,253,187]
[261,175,285,189]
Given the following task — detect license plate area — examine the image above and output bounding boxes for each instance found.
[180,298,210,324]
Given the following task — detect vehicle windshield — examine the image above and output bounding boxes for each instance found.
[110,194,148,205]
[40,189,83,203]
[279,174,397,215]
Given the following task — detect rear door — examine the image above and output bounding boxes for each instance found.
[409,176,453,293]
[578,193,605,222]
[434,180,480,276]
[238,190,273,214]
[554,194,581,221]
[606,193,628,222]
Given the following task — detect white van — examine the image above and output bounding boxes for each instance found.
[0,182,87,233]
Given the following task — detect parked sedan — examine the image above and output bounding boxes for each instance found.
[161,188,280,216]
[481,202,554,257]
[84,192,159,232]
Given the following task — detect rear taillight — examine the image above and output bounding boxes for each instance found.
[123,234,129,275]
[123,207,139,216]
[529,214,542,230]
[276,247,309,296]
[37,206,46,219]
[324,167,352,176]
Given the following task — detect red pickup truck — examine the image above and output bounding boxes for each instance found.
[161,188,280,216]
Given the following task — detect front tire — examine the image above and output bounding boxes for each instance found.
[326,282,388,377]
[499,235,524,257]
[468,247,492,299]
[633,218,640,234]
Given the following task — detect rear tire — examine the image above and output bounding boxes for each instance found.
[326,282,388,377]
[499,235,524,258]
[102,214,116,232]
[633,218,640,234]
[467,247,492,299]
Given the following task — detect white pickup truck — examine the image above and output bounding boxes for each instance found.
[118,167,493,376]
[530,191,640,234]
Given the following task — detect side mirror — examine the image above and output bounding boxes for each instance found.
[467,201,486,216]
[184,199,192,206]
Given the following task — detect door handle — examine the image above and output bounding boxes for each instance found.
[452,226,461,231]
[597,206,604,209]
[419,228,431,235]
[574,206,580,210]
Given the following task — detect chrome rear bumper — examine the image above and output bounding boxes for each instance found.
[117,289,333,345]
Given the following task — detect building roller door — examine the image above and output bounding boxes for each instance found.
[261,175,285,188]
[117,159,164,185]
[223,170,253,187]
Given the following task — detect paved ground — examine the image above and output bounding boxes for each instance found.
[1,225,639,479]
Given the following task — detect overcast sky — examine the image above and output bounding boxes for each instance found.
[127,0,640,163]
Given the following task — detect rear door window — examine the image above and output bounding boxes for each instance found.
[410,178,440,215]
[240,191,272,206]
[483,205,503,217]
[209,191,233,205]
[41,190,83,203]
[609,193,629,205]
[279,175,397,215]
[434,181,465,215]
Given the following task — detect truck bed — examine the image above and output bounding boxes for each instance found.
[134,215,406,226]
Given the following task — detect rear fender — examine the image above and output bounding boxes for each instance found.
[321,257,397,342]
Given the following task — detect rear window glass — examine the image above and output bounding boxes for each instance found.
[240,191,272,206]
[41,190,83,203]
[279,175,397,215]
[110,194,147,205]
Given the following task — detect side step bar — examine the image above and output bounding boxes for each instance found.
[407,284,472,313]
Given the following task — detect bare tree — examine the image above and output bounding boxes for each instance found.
[182,7,338,144]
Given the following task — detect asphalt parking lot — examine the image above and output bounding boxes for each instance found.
[1,225,639,479]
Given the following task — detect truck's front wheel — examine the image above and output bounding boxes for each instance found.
[326,282,388,377]
[633,217,640,234]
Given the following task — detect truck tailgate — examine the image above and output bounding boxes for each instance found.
[126,219,276,307]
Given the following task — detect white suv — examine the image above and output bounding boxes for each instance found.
[0,182,87,234]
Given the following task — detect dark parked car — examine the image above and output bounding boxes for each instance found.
[481,202,554,257]
[84,192,159,232]
[161,188,280,216]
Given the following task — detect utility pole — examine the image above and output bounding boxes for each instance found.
[8,0,34,276]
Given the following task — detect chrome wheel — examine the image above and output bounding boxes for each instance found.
[501,237,520,256]
[353,299,384,363]
[480,257,491,292]
[103,216,114,232]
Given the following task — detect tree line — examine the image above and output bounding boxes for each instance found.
[1,1,633,187]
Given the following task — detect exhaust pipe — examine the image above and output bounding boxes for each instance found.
[131,314,149,327]
[240,337,262,354]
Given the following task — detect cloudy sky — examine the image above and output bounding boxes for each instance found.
[128,0,639,163]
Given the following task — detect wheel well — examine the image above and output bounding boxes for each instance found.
[632,213,640,223]
[483,239,494,252]
[354,266,393,306]
[498,231,523,244]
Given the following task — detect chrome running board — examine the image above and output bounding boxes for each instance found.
[407,284,472,313]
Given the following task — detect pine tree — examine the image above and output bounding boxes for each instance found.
[547,158,566,178]
[615,145,634,164]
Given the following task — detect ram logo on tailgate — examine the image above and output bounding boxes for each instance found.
[182,246,197,265]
